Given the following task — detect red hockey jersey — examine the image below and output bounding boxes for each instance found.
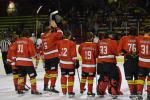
[118,36,137,56]
[97,38,118,63]
[137,36,150,68]
[78,42,98,73]
[41,29,63,60]
[13,37,36,66]
[57,39,77,69]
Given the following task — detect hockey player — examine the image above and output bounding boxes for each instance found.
[57,31,78,97]
[97,31,119,98]
[118,27,138,98]
[136,27,150,100]
[105,31,123,95]
[13,31,41,95]
[7,35,28,92]
[41,20,63,93]
[78,32,98,96]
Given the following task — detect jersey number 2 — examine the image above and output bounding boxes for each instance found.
[61,48,67,56]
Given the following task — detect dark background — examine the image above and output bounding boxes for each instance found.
[0,0,149,17]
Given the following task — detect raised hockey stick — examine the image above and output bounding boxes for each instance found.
[35,5,43,39]
[49,10,58,25]
[37,6,43,14]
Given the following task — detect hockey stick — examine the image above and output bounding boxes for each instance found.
[95,64,98,87]
[76,69,81,83]
[36,5,43,39]
[37,6,43,14]
[34,5,44,70]
[76,68,87,92]
[25,84,30,89]
[49,10,58,25]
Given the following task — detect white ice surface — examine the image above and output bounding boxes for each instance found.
[0,62,147,100]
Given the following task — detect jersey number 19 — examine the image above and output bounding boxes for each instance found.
[85,51,92,60]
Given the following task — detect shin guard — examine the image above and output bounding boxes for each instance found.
[97,76,109,95]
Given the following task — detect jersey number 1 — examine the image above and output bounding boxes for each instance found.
[17,44,23,53]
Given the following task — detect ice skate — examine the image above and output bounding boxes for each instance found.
[68,92,75,98]
[87,92,95,97]
[50,87,59,93]
[31,91,42,95]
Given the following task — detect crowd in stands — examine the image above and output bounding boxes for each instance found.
[0,0,149,43]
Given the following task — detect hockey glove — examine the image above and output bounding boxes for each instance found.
[121,49,127,54]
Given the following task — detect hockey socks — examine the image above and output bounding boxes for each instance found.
[68,76,74,93]
[127,80,137,95]
[13,74,19,91]
[30,78,42,95]
[61,75,74,94]
[30,78,37,93]
[137,77,145,95]
[50,70,58,87]
[87,77,94,93]
[44,71,51,89]
[80,77,86,93]
[44,70,58,89]
[18,77,24,93]
[61,75,67,94]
